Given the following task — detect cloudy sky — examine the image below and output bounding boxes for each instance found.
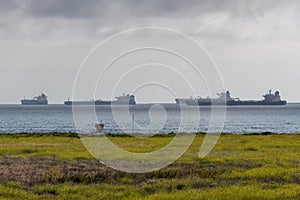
[1,0,300,103]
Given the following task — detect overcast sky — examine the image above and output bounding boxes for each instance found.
[0,0,300,103]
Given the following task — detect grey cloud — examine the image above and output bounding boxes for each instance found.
[1,0,295,20]
[0,0,19,12]
[24,0,108,19]
[3,0,296,41]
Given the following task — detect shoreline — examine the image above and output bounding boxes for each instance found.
[0,131,299,137]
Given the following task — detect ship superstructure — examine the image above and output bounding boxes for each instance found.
[21,93,48,105]
[176,91,234,105]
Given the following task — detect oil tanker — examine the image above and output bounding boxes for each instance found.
[175,90,287,106]
[64,94,136,105]
[21,93,48,105]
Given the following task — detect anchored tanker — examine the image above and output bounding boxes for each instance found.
[175,90,287,106]
[64,94,136,105]
[21,93,48,105]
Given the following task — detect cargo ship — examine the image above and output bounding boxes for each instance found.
[175,90,287,106]
[64,94,136,105]
[21,93,48,105]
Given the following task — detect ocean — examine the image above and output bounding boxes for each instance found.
[0,104,299,134]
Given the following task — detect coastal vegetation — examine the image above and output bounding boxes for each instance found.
[0,133,299,199]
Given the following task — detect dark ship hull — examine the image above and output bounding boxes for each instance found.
[21,100,48,105]
[227,100,287,106]
[64,94,136,105]
[184,100,287,106]
[64,100,135,105]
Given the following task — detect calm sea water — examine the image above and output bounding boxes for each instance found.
[0,104,299,134]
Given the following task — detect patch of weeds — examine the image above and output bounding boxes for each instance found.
[245,147,258,151]
[105,133,133,137]
[36,186,58,196]
[21,149,37,154]
[261,183,279,190]
[139,186,156,196]
[192,179,216,189]
[43,167,62,183]
[151,132,176,137]
[176,183,186,190]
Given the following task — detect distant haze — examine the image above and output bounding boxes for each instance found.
[0,0,299,103]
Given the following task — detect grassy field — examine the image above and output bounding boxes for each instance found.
[0,133,299,199]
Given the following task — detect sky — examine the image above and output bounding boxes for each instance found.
[0,0,300,103]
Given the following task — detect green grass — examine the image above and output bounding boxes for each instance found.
[0,134,91,160]
[0,133,299,199]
